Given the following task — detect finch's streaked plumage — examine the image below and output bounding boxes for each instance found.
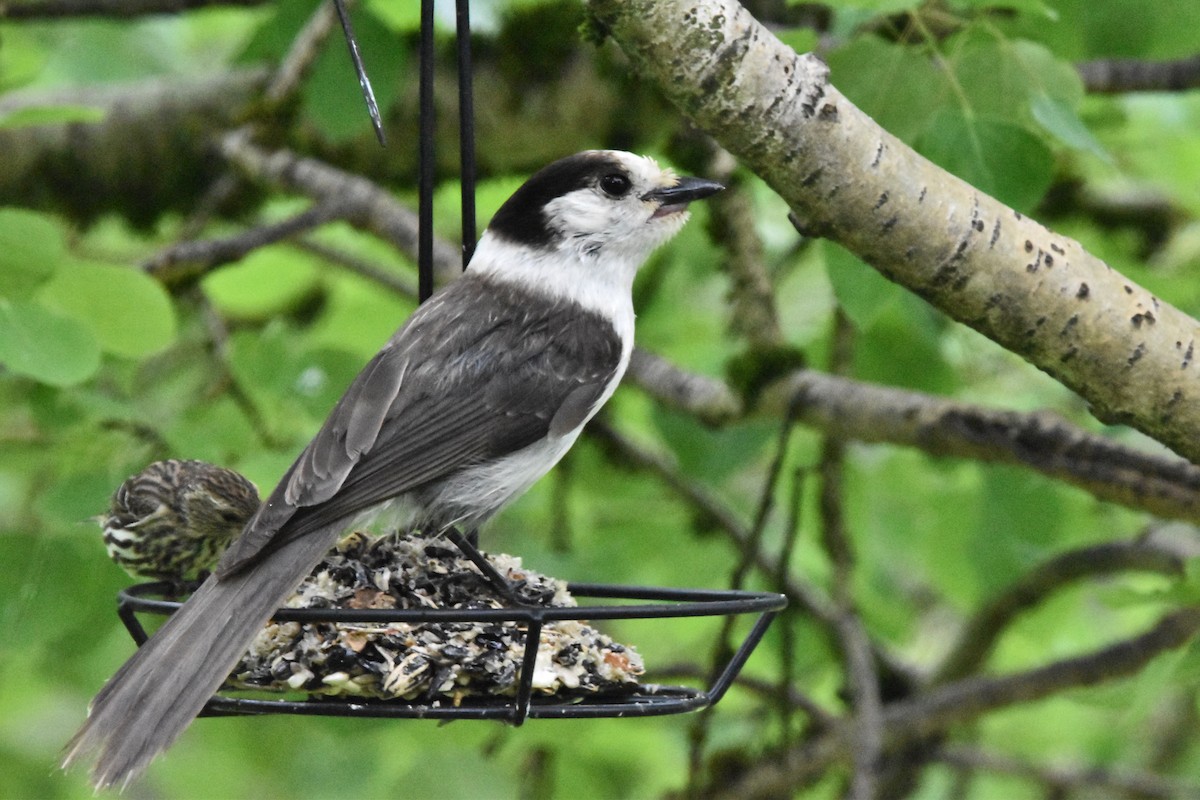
[65,151,722,790]
[101,460,260,585]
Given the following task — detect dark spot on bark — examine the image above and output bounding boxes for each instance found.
[952,273,970,291]
[1132,313,1145,328]
[871,141,884,168]
[1184,341,1194,369]
[1044,254,1054,267]
[1024,240,1034,252]
[881,216,898,233]
[1050,242,1065,255]
[972,218,985,232]
[801,168,823,187]
[874,192,889,209]
[1060,347,1077,364]
[1124,285,1133,294]
[989,219,1001,248]
[1076,283,1089,299]
[918,186,927,203]
[1128,343,1146,366]
[819,103,839,121]
[1060,315,1078,335]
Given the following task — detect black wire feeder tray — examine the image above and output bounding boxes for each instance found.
[118,582,786,724]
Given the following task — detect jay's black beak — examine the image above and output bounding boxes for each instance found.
[642,176,725,206]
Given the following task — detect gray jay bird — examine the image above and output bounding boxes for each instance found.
[64,150,723,789]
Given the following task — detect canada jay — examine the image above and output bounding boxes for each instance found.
[64,150,723,789]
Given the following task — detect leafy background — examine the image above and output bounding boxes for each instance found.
[2,0,1200,797]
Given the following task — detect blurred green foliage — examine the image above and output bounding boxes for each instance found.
[2,0,1200,797]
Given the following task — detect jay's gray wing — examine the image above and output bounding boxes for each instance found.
[217,275,623,575]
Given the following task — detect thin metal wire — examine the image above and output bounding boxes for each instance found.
[417,0,436,302]
[117,582,786,722]
[456,0,477,267]
[332,0,386,146]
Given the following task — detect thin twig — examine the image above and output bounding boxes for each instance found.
[587,419,835,624]
[935,744,1200,799]
[1078,54,1200,94]
[177,0,341,240]
[0,0,268,18]
[775,466,806,752]
[625,348,743,425]
[687,405,800,790]
[706,146,785,349]
[759,369,1200,524]
[144,202,345,285]
[817,311,881,800]
[217,132,460,282]
[934,537,1188,684]
[713,606,1200,800]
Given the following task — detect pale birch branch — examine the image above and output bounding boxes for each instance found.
[587,0,1200,465]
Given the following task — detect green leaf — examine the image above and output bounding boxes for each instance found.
[366,0,420,32]
[0,104,106,129]
[949,36,1084,132]
[201,245,322,321]
[822,241,907,331]
[916,109,1056,211]
[1030,92,1110,160]
[775,27,819,56]
[0,208,65,298]
[0,27,45,90]
[164,396,260,465]
[825,37,949,144]
[37,260,177,358]
[0,299,100,386]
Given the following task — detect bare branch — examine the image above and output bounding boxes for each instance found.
[261,0,340,113]
[143,203,345,286]
[1078,54,1200,94]
[0,0,268,19]
[586,419,834,624]
[625,349,743,425]
[216,132,461,285]
[706,148,785,349]
[935,744,1200,799]
[759,369,1200,522]
[815,313,881,800]
[714,606,1200,800]
[934,537,1188,684]
[587,0,1200,464]
[295,238,417,299]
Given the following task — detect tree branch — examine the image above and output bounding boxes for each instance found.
[816,313,882,800]
[934,537,1188,684]
[587,0,1200,464]
[759,369,1200,522]
[216,132,461,285]
[625,348,743,425]
[935,744,1200,799]
[0,0,268,19]
[142,202,345,286]
[713,606,1200,800]
[1078,54,1200,94]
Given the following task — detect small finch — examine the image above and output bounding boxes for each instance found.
[100,460,260,586]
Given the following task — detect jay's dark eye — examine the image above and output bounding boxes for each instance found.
[599,172,632,198]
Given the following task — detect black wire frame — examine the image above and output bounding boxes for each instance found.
[117,582,787,725]
[418,0,477,302]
